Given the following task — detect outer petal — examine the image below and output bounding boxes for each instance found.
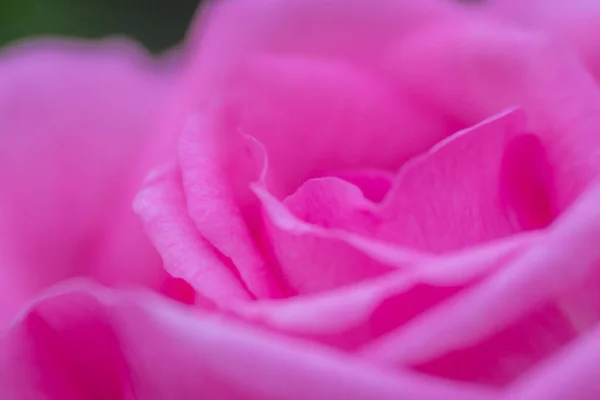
[283,108,551,254]
[0,39,174,327]
[506,321,600,399]
[232,232,538,351]
[390,18,600,211]
[253,109,552,294]
[361,179,600,385]
[0,283,499,400]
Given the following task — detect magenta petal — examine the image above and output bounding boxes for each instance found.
[271,109,545,268]
[361,179,600,382]
[1,284,499,400]
[212,55,446,196]
[500,133,555,230]
[177,115,284,299]
[189,0,457,64]
[249,110,548,294]
[173,0,466,196]
[134,164,251,303]
[184,0,459,102]
[374,108,543,252]
[0,39,172,327]
[507,322,600,399]
[276,177,397,293]
[250,134,430,293]
[3,290,134,399]
[332,169,395,203]
[233,233,538,351]
[391,19,600,210]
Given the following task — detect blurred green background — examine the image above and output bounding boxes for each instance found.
[0,0,200,53]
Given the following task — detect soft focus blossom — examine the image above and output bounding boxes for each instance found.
[4,0,600,399]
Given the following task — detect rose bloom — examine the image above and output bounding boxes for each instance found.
[3,0,600,398]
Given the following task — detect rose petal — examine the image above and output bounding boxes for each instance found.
[278,176,399,293]
[232,232,538,351]
[0,39,173,327]
[371,108,550,252]
[390,18,600,211]
[259,109,547,293]
[215,54,449,197]
[0,283,499,400]
[177,115,285,299]
[178,0,464,196]
[499,133,555,230]
[332,169,394,203]
[486,0,600,80]
[250,135,431,294]
[361,179,600,384]
[506,321,600,399]
[184,0,459,99]
[134,164,252,303]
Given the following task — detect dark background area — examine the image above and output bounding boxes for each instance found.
[0,0,200,53]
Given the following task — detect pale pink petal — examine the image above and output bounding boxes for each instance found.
[506,321,600,399]
[0,283,499,400]
[391,19,600,211]
[372,108,551,252]
[361,179,600,384]
[0,39,173,327]
[134,164,252,303]
[277,176,397,293]
[256,109,547,293]
[177,115,285,299]
[249,134,430,294]
[232,232,538,351]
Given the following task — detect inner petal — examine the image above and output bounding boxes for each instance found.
[227,55,453,197]
[254,108,558,295]
[331,169,394,203]
[283,108,555,255]
[376,108,529,252]
[500,133,556,231]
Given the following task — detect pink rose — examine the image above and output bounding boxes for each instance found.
[5,0,600,399]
